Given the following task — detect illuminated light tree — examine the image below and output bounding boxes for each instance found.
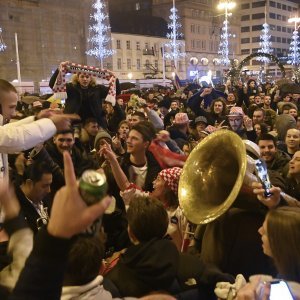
[217,1,236,66]
[288,29,300,67]
[0,27,7,52]
[218,19,231,66]
[164,0,185,70]
[257,23,273,63]
[86,0,115,69]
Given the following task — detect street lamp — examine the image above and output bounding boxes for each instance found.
[217,1,236,66]
[288,17,300,30]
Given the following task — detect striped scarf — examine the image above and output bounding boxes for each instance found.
[52,62,116,106]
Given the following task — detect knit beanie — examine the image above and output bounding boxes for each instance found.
[159,167,182,196]
[94,130,112,149]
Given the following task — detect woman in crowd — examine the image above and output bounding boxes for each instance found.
[277,128,300,159]
[254,123,268,139]
[233,205,300,300]
[111,120,130,156]
[259,206,300,282]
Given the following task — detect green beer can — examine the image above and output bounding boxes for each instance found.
[79,170,108,206]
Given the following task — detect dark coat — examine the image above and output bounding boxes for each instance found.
[45,141,96,178]
[200,208,277,279]
[187,94,227,126]
[189,88,227,109]
[49,69,121,127]
[120,151,162,192]
[266,150,290,177]
[106,238,179,297]
[15,186,50,234]
[105,103,126,135]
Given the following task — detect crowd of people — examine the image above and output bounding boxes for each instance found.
[0,65,300,300]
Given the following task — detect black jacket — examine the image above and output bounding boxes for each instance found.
[106,238,179,297]
[15,186,50,234]
[49,69,121,127]
[120,151,162,192]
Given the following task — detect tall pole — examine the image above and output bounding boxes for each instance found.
[224,4,229,64]
[264,3,267,81]
[172,0,177,70]
[162,46,166,86]
[15,33,22,93]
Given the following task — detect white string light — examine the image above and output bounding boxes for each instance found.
[257,23,273,62]
[86,0,115,68]
[288,30,300,66]
[217,1,236,66]
[164,0,185,69]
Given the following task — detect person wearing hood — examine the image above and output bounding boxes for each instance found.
[105,196,179,298]
[274,114,297,147]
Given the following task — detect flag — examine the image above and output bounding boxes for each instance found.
[173,72,187,90]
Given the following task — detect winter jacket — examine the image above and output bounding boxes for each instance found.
[106,238,179,297]
[49,69,121,127]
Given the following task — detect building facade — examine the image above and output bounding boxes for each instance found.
[152,0,242,81]
[239,0,300,77]
[111,32,185,80]
[0,0,93,82]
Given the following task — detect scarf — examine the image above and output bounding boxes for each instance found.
[52,62,116,106]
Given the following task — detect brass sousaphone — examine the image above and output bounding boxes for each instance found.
[178,130,255,224]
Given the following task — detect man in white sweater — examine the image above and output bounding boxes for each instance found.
[0,79,79,180]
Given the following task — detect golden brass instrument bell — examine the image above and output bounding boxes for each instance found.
[178,130,247,224]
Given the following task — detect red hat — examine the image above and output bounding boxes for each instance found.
[159,167,182,195]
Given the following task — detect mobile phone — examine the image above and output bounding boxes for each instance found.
[270,280,294,300]
[255,159,272,197]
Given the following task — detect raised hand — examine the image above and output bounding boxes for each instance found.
[47,151,111,238]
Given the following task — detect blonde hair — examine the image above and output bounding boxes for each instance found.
[71,74,96,87]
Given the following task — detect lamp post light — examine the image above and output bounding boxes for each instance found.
[217,0,236,66]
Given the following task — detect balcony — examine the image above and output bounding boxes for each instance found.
[143,48,155,55]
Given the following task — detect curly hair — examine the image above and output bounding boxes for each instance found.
[209,97,227,116]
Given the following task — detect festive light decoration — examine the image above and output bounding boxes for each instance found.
[257,23,273,62]
[0,27,7,52]
[164,0,185,69]
[217,1,236,66]
[218,19,231,66]
[86,0,115,68]
[227,53,286,83]
[288,30,300,67]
